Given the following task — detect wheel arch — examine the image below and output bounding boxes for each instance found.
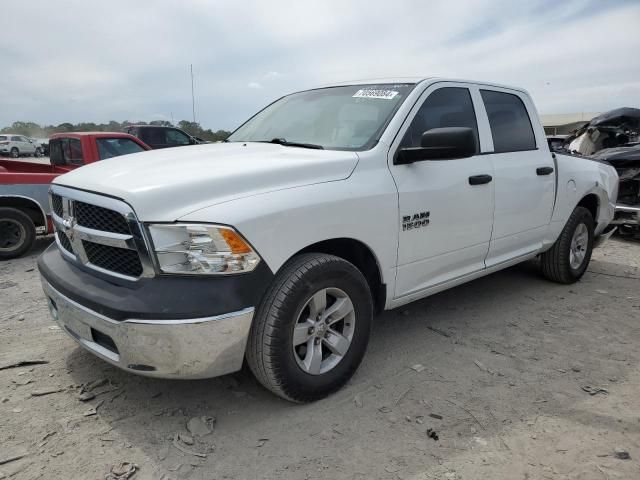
[291,237,386,313]
[576,193,599,222]
[0,195,47,229]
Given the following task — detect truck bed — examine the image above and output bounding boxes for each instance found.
[0,159,73,185]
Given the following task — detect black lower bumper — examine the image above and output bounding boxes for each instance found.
[37,244,273,321]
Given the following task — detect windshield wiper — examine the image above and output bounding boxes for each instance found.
[260,138,324,150]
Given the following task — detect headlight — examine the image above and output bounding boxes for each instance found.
[148,224,260,275]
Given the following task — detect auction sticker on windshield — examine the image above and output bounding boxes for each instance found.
[353,89,399,100]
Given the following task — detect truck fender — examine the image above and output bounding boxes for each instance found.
[0,195,49,234]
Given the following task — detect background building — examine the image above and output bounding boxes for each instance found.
[540,112,600,136]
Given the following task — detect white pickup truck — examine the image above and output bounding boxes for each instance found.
[38,78,618,402]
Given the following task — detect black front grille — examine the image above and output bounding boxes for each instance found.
[75,202,129,234]
[57,232,73,254]
[51,194,63,217]
[83,241,143,277]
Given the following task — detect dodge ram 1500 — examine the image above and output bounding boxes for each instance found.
[37,78,618,402]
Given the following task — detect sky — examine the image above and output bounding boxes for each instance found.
[1,0,639,131]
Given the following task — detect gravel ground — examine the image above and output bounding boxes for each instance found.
[1,237,639,480]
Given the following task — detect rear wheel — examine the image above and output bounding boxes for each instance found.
[10,147,19,158]
[541,206,594,284]
[0,208,36,260]
[246,253,373,402]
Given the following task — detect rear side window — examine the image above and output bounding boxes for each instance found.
[481,90,536,153]
[139,128,166,146]
[97,138,145,159]
[0,136,7,141]
[49,138,83,166]
[400,87,479,152]
[11,136,21,141]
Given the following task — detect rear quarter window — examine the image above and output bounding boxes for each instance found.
[49,138,83,166]
[481,90,536,153]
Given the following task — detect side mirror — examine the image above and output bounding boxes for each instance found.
[395,127,477,165]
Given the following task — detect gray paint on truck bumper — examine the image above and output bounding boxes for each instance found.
[41,278,254,379]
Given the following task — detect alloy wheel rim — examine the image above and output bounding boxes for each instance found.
[292,287,356,375]
[0,219,25,251]
[569,223,588,269]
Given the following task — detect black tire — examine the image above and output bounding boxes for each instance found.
[541,206,594,284]
[246,253,373,402]
[0,207,36,260]
[35,148,43,158]
[10,147,19,158]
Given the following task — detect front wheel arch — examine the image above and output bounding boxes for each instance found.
[292,237,386,313]
[0,196,47,231]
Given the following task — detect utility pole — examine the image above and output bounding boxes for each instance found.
[190,64,196,124]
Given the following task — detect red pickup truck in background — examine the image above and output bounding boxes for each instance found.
[0,132,150,259]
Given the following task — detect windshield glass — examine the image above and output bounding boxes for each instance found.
[227,84,415,151]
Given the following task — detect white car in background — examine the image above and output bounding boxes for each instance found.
[0,134,42,158]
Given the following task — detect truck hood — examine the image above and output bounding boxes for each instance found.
[54,142,359,221]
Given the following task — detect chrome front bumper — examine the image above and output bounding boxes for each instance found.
[41,279,254,379]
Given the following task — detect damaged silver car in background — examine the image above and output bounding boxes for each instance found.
[554,108,640,238]
[593,146,640,237]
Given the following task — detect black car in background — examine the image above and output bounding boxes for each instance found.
[123,125,203,149]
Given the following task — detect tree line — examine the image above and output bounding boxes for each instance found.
[1,120,231,142]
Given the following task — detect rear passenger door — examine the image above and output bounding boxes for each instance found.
[478,88,555,267]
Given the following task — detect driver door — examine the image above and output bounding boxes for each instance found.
[388,84,495,299]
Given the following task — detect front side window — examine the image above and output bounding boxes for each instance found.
[166,129,190,145]
[227,83,415,151]
[399,87,479,152]
[97,138,146,159]
[481,90,536,153]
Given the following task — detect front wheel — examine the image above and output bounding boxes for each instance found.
[0,207,36,260]
[246,253,373,402]
[10,147,19,158]
[34,148,43,157]
[541,206,594,284]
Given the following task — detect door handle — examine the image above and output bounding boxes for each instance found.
[536,166,554,175]
[468,174,493,185]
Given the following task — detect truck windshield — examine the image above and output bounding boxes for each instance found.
[227,84,415,151]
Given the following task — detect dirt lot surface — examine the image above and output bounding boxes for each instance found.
[1,237,639,480]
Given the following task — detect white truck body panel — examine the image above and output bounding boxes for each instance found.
[53,77,619,311]
[55,142,359,221]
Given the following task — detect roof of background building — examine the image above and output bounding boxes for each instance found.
[540,112,600,127]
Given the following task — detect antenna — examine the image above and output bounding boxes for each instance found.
[190,64,196,124]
